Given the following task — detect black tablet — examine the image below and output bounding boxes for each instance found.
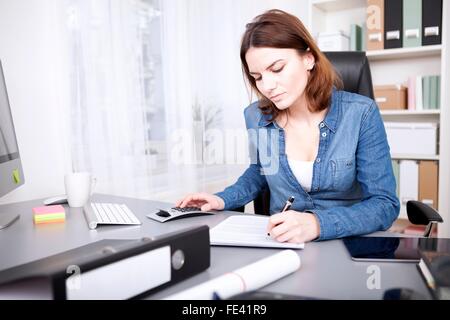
[343,236,427,262]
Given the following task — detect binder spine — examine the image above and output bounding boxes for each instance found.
[51,225,210,299]
[168,225,210,283]
[403,0,422,48]
[384,0,403,49]
[366,0,384,50]
[422,0,443,45]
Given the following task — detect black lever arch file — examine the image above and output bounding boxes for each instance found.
[0,225,210,299]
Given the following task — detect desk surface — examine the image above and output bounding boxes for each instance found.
[0,194,431,300]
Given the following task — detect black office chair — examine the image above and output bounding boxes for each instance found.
[239,51,443,237]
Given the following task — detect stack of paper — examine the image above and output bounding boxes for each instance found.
[210,215,305,249]
[32,205,66,224]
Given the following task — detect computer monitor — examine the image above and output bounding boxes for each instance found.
[0,59,24,229]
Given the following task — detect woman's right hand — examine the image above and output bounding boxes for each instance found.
[175,193,225,212]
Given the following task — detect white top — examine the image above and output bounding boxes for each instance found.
[287,158,314,192]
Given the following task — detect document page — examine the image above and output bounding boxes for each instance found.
[210,215,305,249]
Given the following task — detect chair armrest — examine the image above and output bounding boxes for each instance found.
[406,200,443,225]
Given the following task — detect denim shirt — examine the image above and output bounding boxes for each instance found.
[215,90,400,241]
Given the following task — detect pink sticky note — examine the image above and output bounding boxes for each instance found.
[32,205,65,216]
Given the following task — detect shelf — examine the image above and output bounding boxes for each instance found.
[391,154,440,161]
[380,110,440,116]
[366,45,442,61]
[309,0,449,238]
[311,0,366,12]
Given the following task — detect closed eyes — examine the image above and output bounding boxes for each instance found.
[272,66,284,73]
[253,66,285,82]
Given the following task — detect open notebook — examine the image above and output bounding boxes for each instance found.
[210,215,305,249]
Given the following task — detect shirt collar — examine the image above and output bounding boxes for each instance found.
[257,89,340,131]
[257,112,273,127]
[321,89,340,133]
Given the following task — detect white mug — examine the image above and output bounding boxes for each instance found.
[64,172,96,208]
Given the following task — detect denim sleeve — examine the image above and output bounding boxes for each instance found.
[310,102,400,240]
[215,163,267,211]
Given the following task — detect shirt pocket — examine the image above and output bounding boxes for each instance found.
[331,157,356,191]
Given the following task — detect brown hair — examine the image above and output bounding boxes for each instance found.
[240,9,342,120]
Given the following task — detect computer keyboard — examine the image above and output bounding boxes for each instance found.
[83,202,141,230]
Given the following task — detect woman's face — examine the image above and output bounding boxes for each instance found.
[245,47,314,110]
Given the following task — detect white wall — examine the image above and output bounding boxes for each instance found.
[0,0,71,204]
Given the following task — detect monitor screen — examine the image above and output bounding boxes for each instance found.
[0,59,24,198]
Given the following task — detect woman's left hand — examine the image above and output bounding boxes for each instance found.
[266,210,321,243]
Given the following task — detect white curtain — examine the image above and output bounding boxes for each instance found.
[63,0,308,202]
[65,0,165,199]
[159,0,251,200]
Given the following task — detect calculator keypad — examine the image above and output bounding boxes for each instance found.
[172,206,201,212]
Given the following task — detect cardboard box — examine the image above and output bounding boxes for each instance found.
[374,85,407,110]
[385,122,438,156]
[419,161,439,210]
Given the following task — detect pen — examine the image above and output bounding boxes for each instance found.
[267,196,295,236]
[281,196,295,213]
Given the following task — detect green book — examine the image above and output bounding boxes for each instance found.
[436,75,441,110]
[350,24,362,51]
[403,0,422,48]
[392,160,400,197]
[361,23,367,51]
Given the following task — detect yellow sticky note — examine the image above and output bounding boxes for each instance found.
[12,169,20,184]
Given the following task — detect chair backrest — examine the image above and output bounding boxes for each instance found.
[323,51,374,99]
[252,51,374,215]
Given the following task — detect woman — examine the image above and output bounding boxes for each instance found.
[176,9,399,243]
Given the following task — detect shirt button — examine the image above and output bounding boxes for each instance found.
[316,158,321,163]
[319,122,325,128]
[321,132,327,138]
